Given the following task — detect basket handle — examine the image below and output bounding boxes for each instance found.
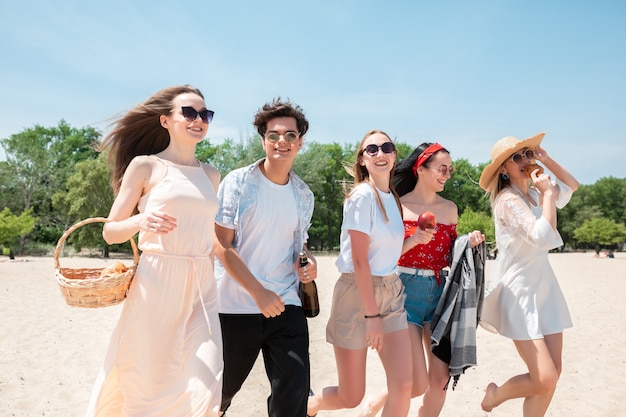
[53,217,139,269]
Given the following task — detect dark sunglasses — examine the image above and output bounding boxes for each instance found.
[265,132,300,143]
[362,142,396,156]
[180,106,214,123]
[510,149,535,164]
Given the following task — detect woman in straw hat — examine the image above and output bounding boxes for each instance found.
[478,132,579,416]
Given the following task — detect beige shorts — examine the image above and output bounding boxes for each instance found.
[326,272,408,350]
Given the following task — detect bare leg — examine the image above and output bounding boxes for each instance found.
[417,323,449,417]
[377,329,413,417]
[356,324,427,417]
[307,347,367,416]
[410,324,429,397]
[481,334,562,417]
[521,333,562,417]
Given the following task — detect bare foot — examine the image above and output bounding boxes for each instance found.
[356,403,375,417]
[481,382,498,412]
[356,396,382,417]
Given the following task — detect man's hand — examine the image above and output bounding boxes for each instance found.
[253,289,286,318]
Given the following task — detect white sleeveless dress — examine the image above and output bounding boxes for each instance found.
[86,156,222,417]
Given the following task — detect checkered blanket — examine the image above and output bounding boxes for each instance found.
[430,235,486,389]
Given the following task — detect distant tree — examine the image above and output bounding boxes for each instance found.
[0,121,100,249]
[557,178,626,249]
[573,217,626,253]
[294,142,353,250]
[394,141,413,162]
[194,139,219,163]
[52,155,115,253]
[0,161,21,213]
[0,207,37,246]
[457,208,494,245]
[440,159,490,216]
[557,184,602,249]
[587,177,626,225]
[53,155,114,220]
[200,136,264,178]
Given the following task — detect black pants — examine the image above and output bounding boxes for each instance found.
[219,305,310,417]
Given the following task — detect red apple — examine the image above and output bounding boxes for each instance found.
[417,211,437,230]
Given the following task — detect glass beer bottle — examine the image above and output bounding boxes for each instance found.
[299,252,320,317]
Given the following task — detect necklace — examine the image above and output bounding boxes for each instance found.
[510,184,537,207]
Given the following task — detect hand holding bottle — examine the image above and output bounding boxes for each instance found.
[298,252,317,283]
[298,252,320,318]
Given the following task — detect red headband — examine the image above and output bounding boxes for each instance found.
[412,143,444,177]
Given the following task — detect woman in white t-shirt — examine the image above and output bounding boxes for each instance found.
[307,130,413,417]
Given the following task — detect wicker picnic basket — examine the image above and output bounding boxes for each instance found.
[54,217,139,308]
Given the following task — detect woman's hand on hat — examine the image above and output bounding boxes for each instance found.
[534,145,548,162]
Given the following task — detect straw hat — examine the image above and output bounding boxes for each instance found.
[479,132,545,191]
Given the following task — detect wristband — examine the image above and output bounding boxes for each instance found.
[364,314,381,319]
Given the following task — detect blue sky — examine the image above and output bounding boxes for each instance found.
[1,0,624,185]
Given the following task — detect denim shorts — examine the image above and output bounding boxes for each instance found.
[400,271,445,328]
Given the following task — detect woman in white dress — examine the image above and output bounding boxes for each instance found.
[478,132,579,417]
[87,85,223,416]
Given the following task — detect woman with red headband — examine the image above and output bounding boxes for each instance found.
[357,142,484,417]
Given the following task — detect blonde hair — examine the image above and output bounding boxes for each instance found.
[483,159,535,207]
[344,129,402,223]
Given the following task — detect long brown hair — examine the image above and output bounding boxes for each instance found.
[345,129,402,223]
[100,85,205,194]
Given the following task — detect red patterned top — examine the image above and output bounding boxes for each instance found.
[398,221,457,285]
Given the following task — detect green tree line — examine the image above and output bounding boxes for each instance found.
[1,122,625,255]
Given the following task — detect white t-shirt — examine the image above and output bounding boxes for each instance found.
[218,169,300,313]
[335,182,404,276]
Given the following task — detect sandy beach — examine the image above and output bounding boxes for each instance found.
[1,252,625,417]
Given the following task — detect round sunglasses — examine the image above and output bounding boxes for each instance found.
[265,132,300,143]
[362,142,396,156]
[510,149,535,164]
[427,165,455,175]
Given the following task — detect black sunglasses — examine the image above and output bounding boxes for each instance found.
[180,106,214,124]
[362,142,396,156]
[511,149,535,164]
